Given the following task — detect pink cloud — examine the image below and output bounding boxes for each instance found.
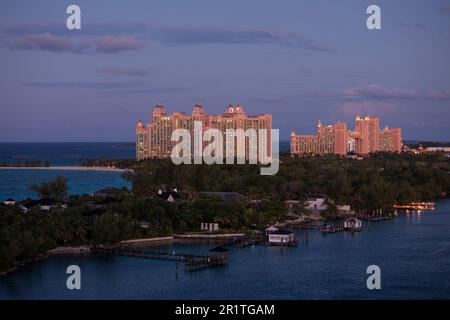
[8,33,144,54]
[96,36,144,53]
[325,84,450,100]
[338,100,397,116]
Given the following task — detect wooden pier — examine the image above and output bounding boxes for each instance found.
[319,224,345,233]
[295,224,320,230]
[358,215,392,222]
[92,246,226,271]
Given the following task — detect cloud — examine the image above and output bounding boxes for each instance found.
[22,80,188,95]
[96,67,151,77]
[23,80,144,89]
[396,22,427,30]
[436,4,450,15]
[10,33,73,52]
[298,68,312,74]
[2,21,148,37]
[246,96,294,104]
[326,84,450,100]
[2,22,333,53]
[8,33,144,54]
[147,27,334,52]
[338,101,397,116]
[102,86,189,95]
[95,35,144,53]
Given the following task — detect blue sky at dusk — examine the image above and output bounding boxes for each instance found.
[0,0,449,141]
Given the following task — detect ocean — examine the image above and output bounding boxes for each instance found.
[0,142,134,200]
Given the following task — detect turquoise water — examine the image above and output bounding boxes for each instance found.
[0,143,133,200]
[1,199,449,299]
[0,169,131,200]
[0,142,135,166]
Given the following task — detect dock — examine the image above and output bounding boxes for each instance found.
[173,233,246,243]
[92,246,226,271]
[394,202,436,211]
[358,215,392,222]
[319,225,345,233]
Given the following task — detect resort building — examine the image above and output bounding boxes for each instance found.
[379,127,402,153]
[291,115,402,157]
[136,104,272,161]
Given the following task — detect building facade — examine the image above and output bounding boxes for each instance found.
[290,121,348,156]
[136,104,272,160]
[291,115,401,157]
[379,127,402,153]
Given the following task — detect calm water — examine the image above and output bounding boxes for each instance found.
[1,199,449,300]
[0,142,135,166]
[0,143,133,200]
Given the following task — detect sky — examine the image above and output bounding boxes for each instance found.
[0,0,449,142]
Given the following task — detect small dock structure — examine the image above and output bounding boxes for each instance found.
[267,229,298,246]
[92,246,226,271]
[394,202,435,212]
[344,218,362,231]
[319,223,345,233]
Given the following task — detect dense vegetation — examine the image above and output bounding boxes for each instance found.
[1,152,449,273]
[0,160,50,167]
[126,152,450,212]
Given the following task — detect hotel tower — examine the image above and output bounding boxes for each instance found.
[136,104,272,160]
[291,115,402,157]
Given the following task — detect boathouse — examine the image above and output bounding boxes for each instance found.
[344,217,362,231]
[265,225,279,235]
[3,198,15,206]
[268,229,295,246]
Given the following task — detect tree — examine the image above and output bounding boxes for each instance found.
[321,199,339,220]
[31,175,68,202]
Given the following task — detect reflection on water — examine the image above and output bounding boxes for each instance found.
[1,200,449,300]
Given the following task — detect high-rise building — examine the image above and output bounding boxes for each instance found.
[379,127,402,153]
[290,120,347,156]
[290,115,401,157]
[136,104,272,160]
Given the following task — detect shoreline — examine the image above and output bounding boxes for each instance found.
[0,166,128,172]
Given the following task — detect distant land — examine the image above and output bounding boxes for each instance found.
[403,140,450,147]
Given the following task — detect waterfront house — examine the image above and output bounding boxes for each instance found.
[40,198,56,211]
[344,217,362,231]
[3,198,15,206]
[305,193,328,212]
[265,225,279,235]
[285,200,302,214]
[201,222,219,232]
[157,189,180,202]
[138,221,150,229]
[268,229,296,246]
[337,205,351,212]
[20,205,30,214]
